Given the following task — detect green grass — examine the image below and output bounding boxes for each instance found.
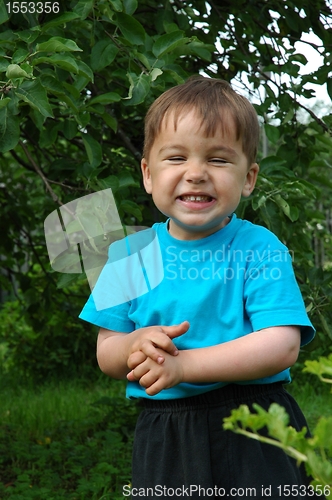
[1,377,126,441]
[0,375,330,499]
[0,376,139,500]
[287,378,332,431]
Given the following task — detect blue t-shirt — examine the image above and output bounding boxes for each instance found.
[79,214,315,400]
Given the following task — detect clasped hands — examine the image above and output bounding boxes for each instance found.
[126,321,190,396]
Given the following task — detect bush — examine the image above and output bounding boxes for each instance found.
[0,296,98,382]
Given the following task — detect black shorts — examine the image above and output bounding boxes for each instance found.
[132,383,319,499]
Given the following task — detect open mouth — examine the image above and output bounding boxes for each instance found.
[179,195,213,202]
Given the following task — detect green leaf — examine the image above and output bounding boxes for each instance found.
[101,113,117,132]
[110,0,123,11]
[304,354,332,381]
[118,171,139,189]
[252,194,267,210]
[57,273,85,289]
[81,134,102,167]
[284,9,299,32]
[73,0,94,20]
[123,0,138,15]
[163,64,187,84]
[96,175,120,192]
[33,54,79,74]
[39,122,59,148]
[188,41,213,61]
[273,194,299,221]
[40,12,81,31]
[91,40,119,71]
[152,31,186,57]
[0,1,9,24]
[63,120,78,140]
[6,64,31,80]
[0,106,20,153]
[150,68,163,82]
[39,74,66,95]
[15,30,39,43]
[89,93,121,105]
[77,60,94,83]
[12,48,30,64]
[39,75,78,112]
[0,97,11,109]
[264,124,280,144]
[315,133,332,151]
[36,37,82,53]
[282,108,295,124]
[0,57,9,73]
[327,78,332,101]
[115,12,146,45]
[15,79,53,118]
[77,212,104,238]
[124,72,150,106]
[120,200,142,220]
[259,156,287,172]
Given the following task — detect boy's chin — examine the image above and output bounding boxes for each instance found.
[167,217,229,240]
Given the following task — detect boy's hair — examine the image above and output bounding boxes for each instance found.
[143,76,260,165]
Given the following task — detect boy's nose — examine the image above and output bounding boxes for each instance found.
[184,161,207,183]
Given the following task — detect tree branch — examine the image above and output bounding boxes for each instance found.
[20,141,63,205]
[208,2,331,135]
[258,72,331,135]
[19,141,75,216]
[117,126,142,163]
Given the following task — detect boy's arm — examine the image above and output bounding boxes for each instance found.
[127,326,301,395]
[96,321,189,379]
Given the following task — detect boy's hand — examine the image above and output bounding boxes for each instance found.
[129,321,189,365]
[127,350,184,396]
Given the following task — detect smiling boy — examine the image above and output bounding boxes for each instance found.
[80,77,317,498]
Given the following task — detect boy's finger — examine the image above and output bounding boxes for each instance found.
[127,350,147,370]
[136,333,178,357]
[162,321,190,340]
[140,340,169,360]
[126,370,136,382]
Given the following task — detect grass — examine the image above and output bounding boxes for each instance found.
[0,374,330,499]
[0,375,139,500]
[287,377,332,431]
[1,377,126,441]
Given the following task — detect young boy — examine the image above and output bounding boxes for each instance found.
[80,77,317,498]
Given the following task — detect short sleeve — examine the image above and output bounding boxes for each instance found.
[244,250,315,346]
[79,292,134,332]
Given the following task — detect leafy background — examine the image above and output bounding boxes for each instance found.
[0,0,332,497]
[0,0,331,379]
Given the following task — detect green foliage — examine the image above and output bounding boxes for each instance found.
[224,357,332,497]
[0,379,139,499]
[304,353,332,386]
[0,297,98,381]
[0,0,331,380]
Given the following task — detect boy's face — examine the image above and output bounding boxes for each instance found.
[141,110,259,240]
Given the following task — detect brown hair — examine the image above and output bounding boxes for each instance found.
[143,76,260,165]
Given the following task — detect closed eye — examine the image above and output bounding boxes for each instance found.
[167,156,186,162]
[209,158,229,165]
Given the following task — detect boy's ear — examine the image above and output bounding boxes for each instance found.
[242,163,259,197]
[141,158,152,194]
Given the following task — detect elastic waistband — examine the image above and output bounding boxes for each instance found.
[140,383,285,412]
